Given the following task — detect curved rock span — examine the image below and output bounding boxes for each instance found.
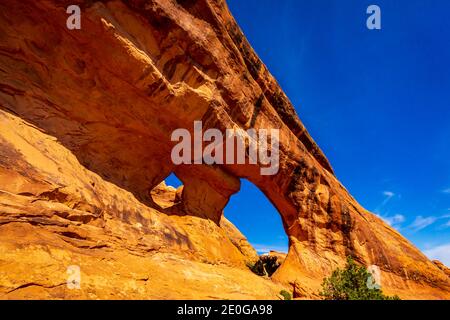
[0,0,449,299]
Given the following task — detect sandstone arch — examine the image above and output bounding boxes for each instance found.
[0,0,449,299]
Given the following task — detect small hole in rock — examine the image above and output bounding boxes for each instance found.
[164,172,183,189]
[150,172,183,209]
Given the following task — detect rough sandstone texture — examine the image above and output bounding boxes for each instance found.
[433,261,450,279]
[0,0,449,299]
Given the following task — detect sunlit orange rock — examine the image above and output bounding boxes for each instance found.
[0,0,449,299]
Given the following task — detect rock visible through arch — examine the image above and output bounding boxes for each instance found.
[0,0,449,299]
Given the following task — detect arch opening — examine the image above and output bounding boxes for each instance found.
[165,173,183,189]
[224,179,288,255]
[149,172,183,210]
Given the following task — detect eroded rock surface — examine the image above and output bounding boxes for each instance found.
[0,110,282,299]
[0,0,449,299]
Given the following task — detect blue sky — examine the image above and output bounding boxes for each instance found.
[168,0,450,264]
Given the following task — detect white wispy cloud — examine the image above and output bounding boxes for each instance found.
[407,214,450,231]
[384,214,405,226]
[374,191,396,213]
[376,213,405,229]
[409,216,437,231]
[373,191,406,229]
[442,188,450,194]
[424,244,450,267]
[440,212,450,228]
[252,244,288,254]
[383,191,395,198]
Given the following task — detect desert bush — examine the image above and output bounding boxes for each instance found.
[279,290,292,300]
[320,256,400,300]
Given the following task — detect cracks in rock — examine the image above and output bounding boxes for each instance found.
[4,282,66,295]
[0,82,25,96]
[0,216,69,228]
[36,188,69,203]
[58,231,87,240]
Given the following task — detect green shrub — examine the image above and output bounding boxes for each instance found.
[320,257,400,300]
[280,290,292,300]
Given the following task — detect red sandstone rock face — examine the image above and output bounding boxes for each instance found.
[433,261,450,278]
[0,0,449,299]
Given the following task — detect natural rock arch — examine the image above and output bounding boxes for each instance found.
[0,0,448,299]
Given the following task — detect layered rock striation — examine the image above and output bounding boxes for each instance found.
[0,0,449,299]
